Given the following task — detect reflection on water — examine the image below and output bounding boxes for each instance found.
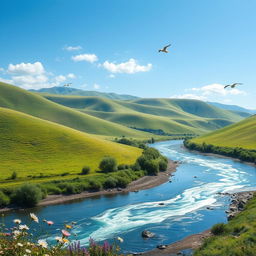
[4,140,256,253]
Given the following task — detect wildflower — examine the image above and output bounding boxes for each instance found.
[38,239,48,248]
[13,230,21,237]
[19,224,29,230]
[46,221,54,226]
[61,229,71,237]
[30,213,39,223]
[25,249,31,254]
[117,236,124,243]
[3,232,11,236]
[13,219,21,224]
[17,242,23,247]
[65,224,72,229]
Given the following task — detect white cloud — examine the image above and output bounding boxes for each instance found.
[93,83,100,90]
[67,73,76,79]
[170,93,207,101]
[0,68,4,72]
[109,74,115,78]
[54,75,66,84]
[102,58,152,74]
[8,62,45,75]
[191,83,246,96]
[72,54,98,63]
[63,45,82,51]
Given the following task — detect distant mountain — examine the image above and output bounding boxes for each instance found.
[208,102,256,115]
[29,86,139,100]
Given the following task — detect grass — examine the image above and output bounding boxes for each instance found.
[0,107,142,183]
[43,95,248,135]
[194,195,256,256]
[0,82,151,138]
[191,115,256,149]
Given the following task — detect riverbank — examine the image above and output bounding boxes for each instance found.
[0,160,178,213]
[142,190,256,256]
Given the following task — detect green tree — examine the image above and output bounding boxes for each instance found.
[99,157,117,173]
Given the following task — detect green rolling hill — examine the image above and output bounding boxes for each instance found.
[0,82,150,138]
[0,107,142,181]
[42,94,249,135]
[30,86,139,100]
[191,115,256,149]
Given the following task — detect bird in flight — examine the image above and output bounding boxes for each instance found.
[224,83,243,89]
[63,83,72,87]
[158,44,171,53]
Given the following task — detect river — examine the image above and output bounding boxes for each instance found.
[4,140,256,254]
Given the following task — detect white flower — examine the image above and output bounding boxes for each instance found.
[25,249,31,254]
[30,213,39,223]
[19,224,29,230]
[17,242,23,247]
[117,236,124,243]
[13,219,21,224]
[38,239,48,248]
[13,230,21,237]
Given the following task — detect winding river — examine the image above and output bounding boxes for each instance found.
[4,140,256,253]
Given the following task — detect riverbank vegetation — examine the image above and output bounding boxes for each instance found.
[0,148,168,209]
[194,194,256,256]
[184,139,256,164]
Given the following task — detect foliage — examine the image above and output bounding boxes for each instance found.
[11,184,43,207]
[10,171,17,180]
[99,157,117,173]
[81,166,90,175]
[184,139,256,164]
[115,137,148,149]
[211,223,227,235]
[0,191,10,207]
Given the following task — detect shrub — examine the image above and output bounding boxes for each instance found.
[143,147,160,159]
[88,179,102,191]
[81,166,90,175]
[115,176,129,188]
[211,223,227,235]
[158,159,168,171]
[103,177,117,188]
[145,159,159,175]
[11,184,43,207]
[41,184,62,195]
[0,191,10,207]
[11,171,17,180]
[60,172,69,176]
[117,164,129,170]
[99,157,117,173]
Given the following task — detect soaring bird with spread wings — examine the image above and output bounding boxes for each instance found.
[158,44,171,53]
[63,83,72,87]
[224,83,243,89]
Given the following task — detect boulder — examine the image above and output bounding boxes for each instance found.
[142,230,155,238]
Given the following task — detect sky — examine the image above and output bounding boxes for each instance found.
[0,0,256,109]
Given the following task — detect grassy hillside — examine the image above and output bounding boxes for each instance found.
[192,115,256,149]
[0,82,150,138]
[0,107,142,182]
[43,95,246,135]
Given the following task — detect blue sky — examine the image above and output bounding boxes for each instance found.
[0,0,256,108]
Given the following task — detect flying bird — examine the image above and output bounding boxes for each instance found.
[224,83,243,89]
[158,44,171,53]
[63,83,72,87]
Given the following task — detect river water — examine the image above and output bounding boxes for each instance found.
[4,140,256,253]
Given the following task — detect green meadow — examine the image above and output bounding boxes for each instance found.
[0,107,142,183]
[192,115,256,149]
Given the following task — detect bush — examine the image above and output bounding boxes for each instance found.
[143,147,160,159]
[158,159,168,171]
[211,223,227,235]
[115,176,129,188]
[41,184,62,195]
[103,177,117,188]
[11,171,17,180]
[145,159,159,175]
[99,157,117,173]
[81,166,90,175]
[88,179,102,191]
[11,184,42,207]
[0,191,10,207]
